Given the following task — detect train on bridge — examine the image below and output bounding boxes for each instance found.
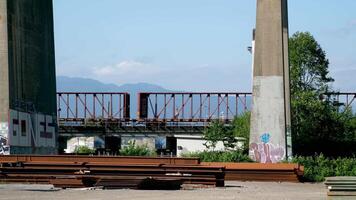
[1,91,353,155]
[57,92,252,123]
[56,92,355,155]
[57,92,252,155]
[57,92,355,129]
[57,92,252,136]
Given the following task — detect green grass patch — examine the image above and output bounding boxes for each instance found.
[291,154,356,182]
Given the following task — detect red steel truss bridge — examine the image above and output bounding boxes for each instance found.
[57,92,251,136]
[57,92,355,137]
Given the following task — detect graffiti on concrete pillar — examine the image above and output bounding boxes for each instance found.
[250,133,285,163]
[0,123,10,155]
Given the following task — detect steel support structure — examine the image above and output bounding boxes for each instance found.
[325,92,356,111]
[56,92,354,137]
[57,92,130,123]
[138,92,251,122]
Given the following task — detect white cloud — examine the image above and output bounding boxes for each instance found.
[86,60,252,91]
[89,60,169,86]
[93,60,158,76]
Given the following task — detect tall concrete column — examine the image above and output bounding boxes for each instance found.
[249,0,291,163]
[0,0,9,140]
[0,0,57,154]
[282,0,293,160]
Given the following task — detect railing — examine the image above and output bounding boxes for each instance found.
[56,92,354,124]
[57,92,130,122]
[137,92,252,122]
[325,92,356,111]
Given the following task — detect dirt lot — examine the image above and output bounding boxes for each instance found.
[0,181,347,200]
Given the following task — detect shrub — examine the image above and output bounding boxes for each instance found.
[73,145,95,154]
[119,141,156,156]
[231,112,251,152]
[182,150,253,163]
[291,154,356,182]
[203,120,237,150]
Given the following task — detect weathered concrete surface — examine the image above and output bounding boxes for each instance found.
[0,0,9,124]
[282,0,293,160]
[0,0,57,154]
[0,182,327,200]
[7,0,56,115]
[249,0,291,163]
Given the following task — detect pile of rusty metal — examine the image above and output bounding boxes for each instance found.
[202,162,304,182]
[0,155,224,189]
[0,155,304,189]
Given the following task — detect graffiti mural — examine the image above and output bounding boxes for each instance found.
[9,109,56,149]
[250,133,285,163]
[0,123,10,155]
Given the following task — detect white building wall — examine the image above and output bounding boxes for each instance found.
[176,135,246,157]
[65,137,94,153]
[176,135,223,157]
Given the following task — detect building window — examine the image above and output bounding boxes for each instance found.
[12,119,18,136]
[21,120,26,136]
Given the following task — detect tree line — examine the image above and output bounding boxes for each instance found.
[203,32,356,157]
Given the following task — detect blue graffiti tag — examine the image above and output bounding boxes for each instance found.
[260,133,270,144]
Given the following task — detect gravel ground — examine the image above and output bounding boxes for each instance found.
[0,181,348,200]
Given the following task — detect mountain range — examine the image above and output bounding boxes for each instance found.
[56,76,251,119]
[56,76,171,93]
[57,76,173,118]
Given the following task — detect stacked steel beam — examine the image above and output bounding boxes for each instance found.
[0,155,224,189]
[202,162,304,182]
[0,155,304,189]
[325,177,356,196]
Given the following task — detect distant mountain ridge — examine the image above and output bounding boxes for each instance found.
[56,76,171,93]
[56,76,172,118]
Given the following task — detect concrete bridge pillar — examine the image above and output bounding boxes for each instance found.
[0,0,10,153]
[0,0,57,154]
[249,0,292,163]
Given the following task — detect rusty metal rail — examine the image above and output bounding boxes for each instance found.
[0,155,223,189]
[0,156,304,189]
[0,155,199,165]
[202,162,304,182]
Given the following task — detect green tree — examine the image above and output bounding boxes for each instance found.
[203,120,237,150]
[119,141,156,156]
[74,145,95,154]
[289,32,356,156]
[231,112,250,152]
[289,32,333,94]
[340,110,356,142]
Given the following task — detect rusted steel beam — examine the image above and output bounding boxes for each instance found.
[0,155,200,165]
[325,92,356,111]
[137,92,252,122]
[0,156,304,189]
[0,155,224,188]
[57,92,130,122]
[202,162,303,182]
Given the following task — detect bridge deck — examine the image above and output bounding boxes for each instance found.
[58,92,355,137]
[58,120,209,137]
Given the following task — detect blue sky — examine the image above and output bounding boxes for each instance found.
[54,0,356,92]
